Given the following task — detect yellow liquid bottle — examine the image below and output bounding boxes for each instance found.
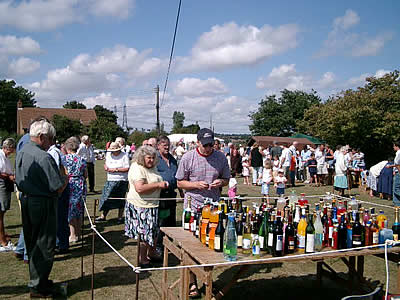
[201,202,211,245]
[376,210,387,229]
[208,205,219,250]
[296,208,307,253]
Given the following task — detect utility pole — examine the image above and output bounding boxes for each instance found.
[122,104,128,131]
[209,114,212,130]
[155,85,160,134]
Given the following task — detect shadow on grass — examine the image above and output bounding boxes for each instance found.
[66,265,150,298]
[0,283,29,298]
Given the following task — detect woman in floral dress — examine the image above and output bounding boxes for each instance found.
[62,137,87,243]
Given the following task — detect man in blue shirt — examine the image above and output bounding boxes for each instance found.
[156,135,182,227]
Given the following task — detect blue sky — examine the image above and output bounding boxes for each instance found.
[0,0,398,133]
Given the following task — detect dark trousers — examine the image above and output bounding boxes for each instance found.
[21,194,57,293]
[157,198,177,248]
[87,162,95,191]
[57,185,70,250]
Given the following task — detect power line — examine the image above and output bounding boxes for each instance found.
[160,0,182,108]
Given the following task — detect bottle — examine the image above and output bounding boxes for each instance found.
[370,215,380,245]
[305,214,315,253]
[352,212,363,248]
[338,214,347,249]
[201,201,211,244]
[277,195,286,213]
[258,211,268,252]
[189,211,195,233]
[377,210,388,229]
[252,235,261,258]
[347,212,353,249]
[321,207,328,227]
[393,207,400,242]
[324,209,333,247]
[332,225,338,249]
[284,214,295,254]
[272,214,283,257]
[289,190,298,208]
[236,213,243,249]
[299,193,308,207]
[349,197,358,212]
[296,208,307,253]
[267,212,275,253]
[214,212,225,252]
[195,209,200,238]
[184,197,192,230]
[206,221,210,246]
[293,205,301,229]
[314,211,324,252]
[242,213,252,254]
[223,213,237,261]
[208,204,219,250]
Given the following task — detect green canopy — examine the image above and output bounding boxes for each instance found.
[289,133,325,145]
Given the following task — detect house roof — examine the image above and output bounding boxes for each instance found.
[249,136,315,148]
[18,107,97,129]
[289,133,325,145]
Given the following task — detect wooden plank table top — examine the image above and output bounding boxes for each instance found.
[161,227,400,267]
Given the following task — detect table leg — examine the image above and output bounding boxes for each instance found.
[357,256,364,278]
[316,261,323,287]
[397,261,400,294]
[348,256,356,292]
[204,267,213,300]
[162,245,168,300]
[179,249,185,300]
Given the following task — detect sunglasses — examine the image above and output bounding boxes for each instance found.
[202,143,213,148]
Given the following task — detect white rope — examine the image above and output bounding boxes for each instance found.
[138,241,400,273]
[385,241,389,299]
[101,195,324,201]
[335,194,395,209]
[83,201,138,272]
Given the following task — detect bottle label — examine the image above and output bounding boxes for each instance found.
[243,238,251,249]
[201,219,209,237]
[195,229,199,237]
[306,234,315,252]
[184,222,190,230]
[238,235,243,247]
[253,244,260,255]
[288,238,295,250]
[209,223,218,240]
[373,232,379,244]
[191,220,196,232]
[297,234,305,249]
[206,235,209,245]
[394,234,399,242]
[259,236,265,249]
[214,236,221,250]
[276,235,283,251]
[352,235,362,246]
[328,226,333,239]
[268,233,274,247]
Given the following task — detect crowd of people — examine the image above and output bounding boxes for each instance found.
[1,119,400,298]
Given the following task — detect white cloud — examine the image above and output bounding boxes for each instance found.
[346,69,391,87]
[0,35,41,56]
[318,72,336,88]
[0,0,135,32]
[83,93,123,109]
[88,0,134,19]
[8,57,40,76]
[174,78,228,97]
[333,9,360,31]
[317,9,392,57]
[177,22,300,72]
[374,69,391,78]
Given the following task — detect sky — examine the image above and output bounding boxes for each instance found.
[0,0,398,134]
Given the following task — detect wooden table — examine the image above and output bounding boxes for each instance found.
[161,227,400,300]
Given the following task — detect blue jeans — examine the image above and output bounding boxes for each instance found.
[57,185,70,250]
[252,166,263,184]
[14,229,28,261]
[393,173,400,206]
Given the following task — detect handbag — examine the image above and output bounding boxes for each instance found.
[4,178,14,192]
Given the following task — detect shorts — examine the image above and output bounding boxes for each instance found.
[261,183,270,195]
[276,187,285,195]
[0,180,11,211]
[317,164,328,175]
[309,170,317,177]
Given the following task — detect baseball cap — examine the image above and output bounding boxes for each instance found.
[197,128,214,145]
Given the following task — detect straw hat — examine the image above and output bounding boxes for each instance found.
[108,142,123,152]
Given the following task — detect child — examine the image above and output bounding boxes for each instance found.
[228,171,238,199]
[272,155,280,178]
[261,159,273,196]
[274,169,287,196]
[308,153,318,186]
[242,156,250,185]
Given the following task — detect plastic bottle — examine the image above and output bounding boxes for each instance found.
[289,190,298,207]
[223,213,238,261]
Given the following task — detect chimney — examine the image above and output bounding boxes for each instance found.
[17,99,23,109]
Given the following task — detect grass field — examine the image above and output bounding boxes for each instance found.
[0,160,398,299]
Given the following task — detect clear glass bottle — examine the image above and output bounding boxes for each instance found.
[223,213,237,261]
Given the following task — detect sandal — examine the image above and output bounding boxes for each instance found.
[189,283,200,299]
[95,216,106,223]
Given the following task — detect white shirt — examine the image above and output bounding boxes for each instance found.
[335,152,347,176]
[105,152,130,181]
[77,143,95,163]
[394,150,400,173]
[280,147,291,167]
[262,168,273,184]
[315,148,325,166]
[228,177,238,189]
[175,145,186,157]
[47,145,62,168]
[0,149,13,174]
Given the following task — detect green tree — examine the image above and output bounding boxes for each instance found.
[52,115,83,142]
[249,89,321,136]
[172,111,185,133]
[298,70,400,166]
[0,80,36,134]
[86,105,126,148]
[180,124,200,134]
[63,101,86,109]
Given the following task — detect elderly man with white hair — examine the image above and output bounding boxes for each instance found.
[77,135,96,192]
[16,118,68,298]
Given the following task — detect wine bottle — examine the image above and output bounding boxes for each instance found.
[305,214,315,253]
[242,213,252,254]
[370,214,380,245]
[184,197,192,230]
[392,207,400,242]
[214,211,225,252]
[296,208,307,253]
[272,214,283,257]
[338,214,347,249]
[252,234,261,258]
[258,210,268,252]
[267,212,275,253]
[284,214,295,254]
[314,210,324,252]
[352,212,363,248]
[236,213,244,249]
